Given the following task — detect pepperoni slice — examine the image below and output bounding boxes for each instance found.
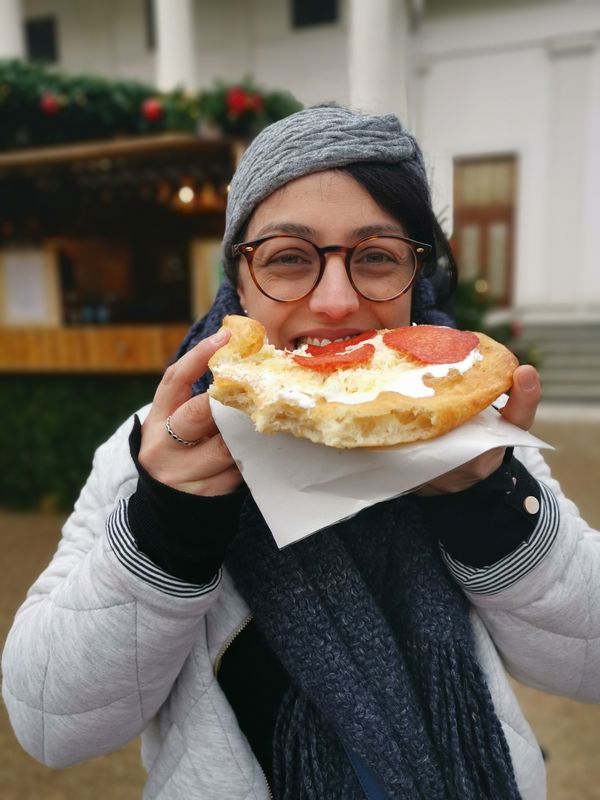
[293,343,375,372]
[382,325,478,364]
[304,330,377,356]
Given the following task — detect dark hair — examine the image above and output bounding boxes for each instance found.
[229,160,457,313]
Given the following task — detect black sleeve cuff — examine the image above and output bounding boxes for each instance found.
[127,415,245,584]
[415,449,542,568]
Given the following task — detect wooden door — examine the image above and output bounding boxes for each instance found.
[453,156,517,307]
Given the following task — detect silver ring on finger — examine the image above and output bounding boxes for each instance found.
[165,415,202,447]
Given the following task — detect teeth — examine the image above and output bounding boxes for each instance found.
[297,335,355,347]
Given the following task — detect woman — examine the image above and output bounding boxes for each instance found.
[3,105,599,800]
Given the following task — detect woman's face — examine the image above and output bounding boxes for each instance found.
[236,171,413,350]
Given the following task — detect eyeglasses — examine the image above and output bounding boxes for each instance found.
[232,234,432,303]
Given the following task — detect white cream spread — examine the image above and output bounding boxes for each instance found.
[214,332,482,408]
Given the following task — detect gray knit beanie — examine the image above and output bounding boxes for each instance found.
[222,105,428,279]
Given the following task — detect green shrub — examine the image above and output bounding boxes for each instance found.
[0,375,157,510]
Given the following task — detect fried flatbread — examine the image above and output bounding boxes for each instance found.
[208,315,518,448]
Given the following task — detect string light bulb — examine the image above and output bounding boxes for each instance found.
[178,186,195,204]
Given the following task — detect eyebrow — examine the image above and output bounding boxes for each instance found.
[253,222,406,239]
[254,222,315,238]
[351,223,406,238]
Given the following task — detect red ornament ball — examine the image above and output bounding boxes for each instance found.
[40,92,61,115]
[141,97,164,123]
[226,86,248,117]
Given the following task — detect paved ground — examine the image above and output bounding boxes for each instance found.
[1,404,599,799]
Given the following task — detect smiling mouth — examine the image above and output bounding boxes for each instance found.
[294,334,358,349]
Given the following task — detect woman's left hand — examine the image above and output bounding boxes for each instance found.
[415,364,541,496]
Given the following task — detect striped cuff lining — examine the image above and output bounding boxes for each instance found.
[106,499,221,598]
[441,481,559,595]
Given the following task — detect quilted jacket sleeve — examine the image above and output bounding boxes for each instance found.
[1,408,224,768]
[443,445,600,703]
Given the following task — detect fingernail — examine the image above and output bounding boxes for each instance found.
[518,369,538,392]
[210,328,228,344]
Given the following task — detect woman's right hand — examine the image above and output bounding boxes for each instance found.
[138,328,243,496]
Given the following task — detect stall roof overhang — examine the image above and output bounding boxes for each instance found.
[0,133,237,171]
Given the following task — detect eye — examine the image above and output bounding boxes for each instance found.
[358,249,397,263]
[268,250,312,265]
[256,239,317,270]
[352,238,415,271]
[353,248,400,269]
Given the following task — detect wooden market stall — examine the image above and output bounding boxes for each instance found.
[0,133,237,373]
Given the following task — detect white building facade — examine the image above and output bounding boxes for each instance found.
[2,0,600,325]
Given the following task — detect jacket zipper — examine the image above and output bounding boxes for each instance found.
[213,615,274,799]
[213,613,254,678]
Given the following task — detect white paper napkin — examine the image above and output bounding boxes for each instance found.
[210,397,551,548]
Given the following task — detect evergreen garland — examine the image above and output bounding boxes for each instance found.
[0,60,302,150]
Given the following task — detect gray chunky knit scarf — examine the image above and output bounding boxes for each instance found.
[227,495,521,800]
[180,280,522,800]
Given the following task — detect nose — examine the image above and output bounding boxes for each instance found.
[308,253,360,318]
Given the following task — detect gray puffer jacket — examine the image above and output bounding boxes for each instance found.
[2,407,600,799]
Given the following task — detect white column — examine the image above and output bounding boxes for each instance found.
[544,33,596,314]
[580,42,600,317]
[347,0,411,124]
[0,0,25,59]
[154,0,195,92]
